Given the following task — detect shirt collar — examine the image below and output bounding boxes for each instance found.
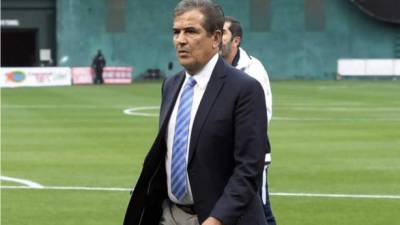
[185,53,219,90]
[236,47,252,70]
[232,48,240,67]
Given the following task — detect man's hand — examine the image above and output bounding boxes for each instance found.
[201,217,223,225]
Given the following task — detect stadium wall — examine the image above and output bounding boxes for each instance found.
[56,0,400,80]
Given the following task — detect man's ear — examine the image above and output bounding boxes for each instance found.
[213,30,223,49]
[232,36,241,48]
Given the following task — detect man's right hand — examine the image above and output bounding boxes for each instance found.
[201,217,223,225]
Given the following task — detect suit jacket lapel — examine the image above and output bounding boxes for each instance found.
[159,72,185,132]
[188,57,227,166]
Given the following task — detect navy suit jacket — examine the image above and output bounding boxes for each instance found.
[123,57,270,225]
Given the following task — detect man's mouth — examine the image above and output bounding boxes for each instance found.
[177,49,189,56]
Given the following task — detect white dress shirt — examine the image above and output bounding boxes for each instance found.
[166,53,219,205]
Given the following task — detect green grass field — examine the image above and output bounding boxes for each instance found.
[1,81,400,225]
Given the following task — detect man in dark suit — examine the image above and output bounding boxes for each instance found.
[123,1,270,225]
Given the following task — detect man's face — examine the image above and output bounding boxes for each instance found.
[173,9,221,74]
[221,21,233,58]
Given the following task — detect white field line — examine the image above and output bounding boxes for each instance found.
[0,176,44,188]
[0,185,130,192]
[122,106,400,121]
[270,192,400,199]
[4,104,400,121]
[3,104,400,112]
[1,185,400,200]
[275,107,400,112]
[6,104,398,121]
[273,117,400,122]
[123,106,159,117]
[1,105,128,109]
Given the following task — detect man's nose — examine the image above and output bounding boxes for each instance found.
[175,32,187,44]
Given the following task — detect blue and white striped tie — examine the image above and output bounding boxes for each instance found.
[171,77,196,201]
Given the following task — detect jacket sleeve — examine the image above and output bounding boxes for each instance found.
[209,79,268,225]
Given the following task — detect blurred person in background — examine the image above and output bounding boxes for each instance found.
[123,1,270,225]
[221,16,276,225]
[91,49,106,84]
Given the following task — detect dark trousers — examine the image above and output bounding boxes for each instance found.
[262,167,277,225]
[94,70,104,84]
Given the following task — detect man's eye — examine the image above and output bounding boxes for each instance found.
[172,29,181,35]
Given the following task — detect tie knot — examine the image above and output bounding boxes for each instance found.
[186,77,196,88]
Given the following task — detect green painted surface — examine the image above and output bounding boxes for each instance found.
[56,0,400,79]
[2,81,400,224]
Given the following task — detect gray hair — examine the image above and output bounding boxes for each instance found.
[174,0,225,36]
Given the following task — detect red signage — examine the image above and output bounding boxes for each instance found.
[72,67,133,85]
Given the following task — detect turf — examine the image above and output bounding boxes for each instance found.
[1,81,400,225]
